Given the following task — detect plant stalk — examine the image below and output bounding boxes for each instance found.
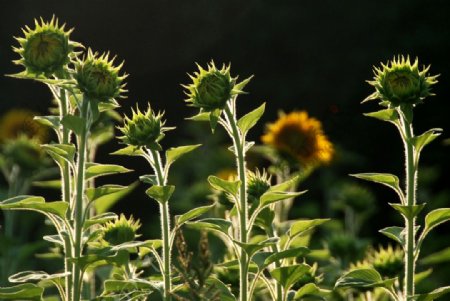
[150,149,172,301]
[224,105,249,301]
[72,100,89,301]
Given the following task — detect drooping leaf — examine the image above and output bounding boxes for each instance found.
[208,175,241,196]
[0,195,68,219]
[34,115,60,129]
[270,264,311,291]
[350,173,404,201]
[110,145,145,157]
[61,114,85,135]
[145,185,175,204]
[237,103,265,135]
[289,219,330,238]
[42,143,76,165]
[176,203,214,226]
[205,277,237,301]
[9,271,69,283]
[335,268,395,289]
[186,218,232,236]
[166,144,201,166]
[0,283,43,300]
[379,226,405,246]
[390,203,426,220]
[85,163,132,180]
[294,283,329,300]
[412,286,450,301]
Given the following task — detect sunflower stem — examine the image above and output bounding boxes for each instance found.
[224,104,249,301]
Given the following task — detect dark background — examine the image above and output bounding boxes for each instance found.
[1,0,449,287]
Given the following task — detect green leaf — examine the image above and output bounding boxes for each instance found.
[350,173,404,201]
[0,195,68,219]
[270,175,299,192]
[43,234,64,247]
[294,283,329,300]
[88,183,137,214]
[0,283,43,300]
[9,271,69,283]
[390,203,426,220]
[413,128,443,155]
[237,103,265,135]
[413,286,450,301]
[421,247,450,265]
[421,208,450,240]
[110,145,145,157]
[145,185,175,204]
[176,204,214,226]
[61,114,85,135]
[186,111,210,121]
[264,247,310,268]
[233,75,253,93]
[270,264,311,291]
[208,175,241,196]
[104,279,162,294]
[379,226,405,246]
[139,175,157,185]
[290,219,330,238]
[260,190,306,207]
[335,268,395,289]
[85,163,132,180]
[42,143,76,165]
[186,218,232,236]
[364,109,399,124]
[205,277,237,301]
[84,212,118,228]
[234,237,278,258]
[33,180,61,189]
[166,144,201,166]
[34,115,60,129]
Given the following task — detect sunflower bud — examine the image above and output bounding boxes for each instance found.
[184,61,252,112]
[75,49,127,102]
[13,16,79,76]
[367,55,438,106]
[367,245,403,278]
[102,214,141,246]
[247,169,271,204]
[118,104,169,150]
[2,136,46,171]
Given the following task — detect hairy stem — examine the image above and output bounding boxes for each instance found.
[150,149,172,301]
[224,105,249,301]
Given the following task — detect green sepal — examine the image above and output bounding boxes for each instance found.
[42,143,76,165]
[234,237,278,258]
[176,203,214,226]
[270,263,311,291]
[289,219,330,238]
[232,75,253,94]
[208,175,241,196]
[335,268,395,290]
[145,185,175,204]
[60,114,85,135]
[185,111,210,122]
[186,218,232,236]
[237,102,265,136]
[350,173,404,201]
[412,286,450,301]
[364,108,399,124]
[110,145,145,156]
[390,203,426,220]
[84,212,118,228]
[0,283,43,300]
[166,144,201,166]
[0,195,68,219]
[85,163,132,180]
[379,226,405,246]
[362,91,379,103]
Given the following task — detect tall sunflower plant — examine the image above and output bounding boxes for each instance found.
[182,62,331,301]
[0,17,138,301]
[335,56,450,301]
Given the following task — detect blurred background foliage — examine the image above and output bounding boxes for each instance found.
[1,0,449,295]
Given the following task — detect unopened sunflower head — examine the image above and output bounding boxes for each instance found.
[367,245,403,278]
[75,49,127,102]
[0,109,48,143]
[365,55,438,106]
[102,214,141,246]
[118,104,170,150]
[13,16,80,76]
[247,169,271,204]
[261,111,334,167]
[183,61,252,112]
[2,135,47,171]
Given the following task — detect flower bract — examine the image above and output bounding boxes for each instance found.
[102,214,141,246]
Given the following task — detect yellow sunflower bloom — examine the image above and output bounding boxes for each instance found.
[0,109,48,143]
[261,111,333,166]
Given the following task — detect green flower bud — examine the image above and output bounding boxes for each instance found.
[2,135,47,171]
[75,49,127,102]
[367,245,403,278]
[102,214,141,246]
[247,169,271,204]
[183,61,252,112]
[366,55,438,106]
[118,104,170,150]
[13,16,80,76]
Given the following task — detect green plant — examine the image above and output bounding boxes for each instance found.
[336,55,450,301]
